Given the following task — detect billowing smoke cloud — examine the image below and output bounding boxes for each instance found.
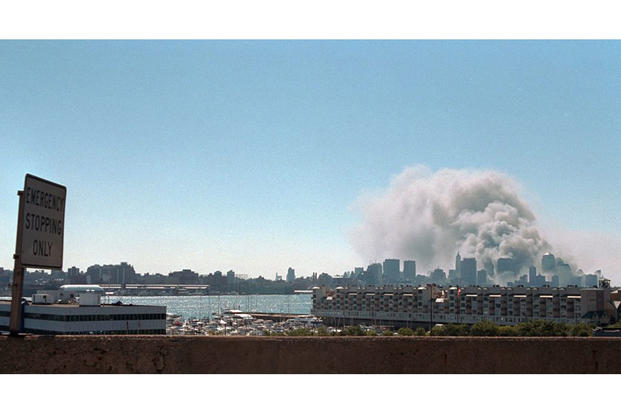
[350,166,552,280]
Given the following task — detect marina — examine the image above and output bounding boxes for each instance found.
[166,310,326,336]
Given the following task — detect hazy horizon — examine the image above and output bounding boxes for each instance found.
[1,41,619,282]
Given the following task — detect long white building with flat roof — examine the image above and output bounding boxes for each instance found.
[0,285,165,334]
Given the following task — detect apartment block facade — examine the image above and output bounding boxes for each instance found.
[311,285,617,326]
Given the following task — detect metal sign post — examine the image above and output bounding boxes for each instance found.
[9,174,66,335]
[9,191,25,335]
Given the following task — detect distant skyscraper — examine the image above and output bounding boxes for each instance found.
[461,258,477,286]
[366,263,383,285]
[557,262,572,286]
[226,270,236,286]
[403,260,416,281]
[51,269,65,281]
[535,274,546,287]
[542,253,556,273]
[477,269,487,286]
[551,274,560,287]
[448,269,457,282]
[67,266,80,283]
[584,274,598,288]
[430,268,447,284]
[383,259,401,284]
[169,269,199,284]
[286,267,295,283]
[528,265,536,285]
[455,252,462,279]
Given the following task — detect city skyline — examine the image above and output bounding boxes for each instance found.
[1,249,604,290]
[1,41,620,281]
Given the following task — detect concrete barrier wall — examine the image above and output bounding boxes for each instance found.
[1,335,621,373]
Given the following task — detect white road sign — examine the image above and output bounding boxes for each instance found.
[19,174,66,269]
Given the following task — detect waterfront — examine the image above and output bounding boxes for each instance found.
[103,294,312,319]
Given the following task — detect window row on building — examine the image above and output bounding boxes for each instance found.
[22,312,167,322]
[0,325,166,335]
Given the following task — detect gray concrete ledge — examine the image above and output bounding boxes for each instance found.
[1,335,620,373]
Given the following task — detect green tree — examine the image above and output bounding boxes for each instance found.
[397,327,414,336]
[343,325,365,336]
[287,328,313,336]
[469,321,499,336]
[414,327,426,336]
[516,321,539,336]
[498,325,519,336]
[515,320,569,336]
[444,324,468,336]
[539,321,564,336]
[431,324,447,336]
[381,329,394,336]
[316,326,330,336]
[570,323,592,337]
[552,322,570,337]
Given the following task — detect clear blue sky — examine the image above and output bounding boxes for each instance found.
[0,40,619,278]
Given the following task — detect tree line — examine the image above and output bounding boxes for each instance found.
[261,320,593,337]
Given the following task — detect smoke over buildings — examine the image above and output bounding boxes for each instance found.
[350,166,553,282]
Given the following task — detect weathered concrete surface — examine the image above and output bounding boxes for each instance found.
[1,335,620,373]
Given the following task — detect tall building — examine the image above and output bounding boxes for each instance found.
[455,252,462,279]
[383,259,401,284]
[85,264,102,284]
[584,274,598,288]
[551,274,560,287]
[534,274,547,287]
[430,268,447,284]
[169,269,199,285]
[477,269,487,286]
[226,270,236,285]
[118,262,136,285]
[86,263,136,285]
[366,263,382,285]
[557,262,572,286]
[461,258,477,286]
[403,260,416,281]
[67,266,80,283]
[448,269,457,283]
[51,269,66,281]
[528,266,537,286]
[286,267,295,283]
[542,253,556,273]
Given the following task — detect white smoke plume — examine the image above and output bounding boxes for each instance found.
[350,166,552,279]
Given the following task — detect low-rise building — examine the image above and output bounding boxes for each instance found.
[0,285,166,334]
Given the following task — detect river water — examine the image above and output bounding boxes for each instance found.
[104,294,312,319]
